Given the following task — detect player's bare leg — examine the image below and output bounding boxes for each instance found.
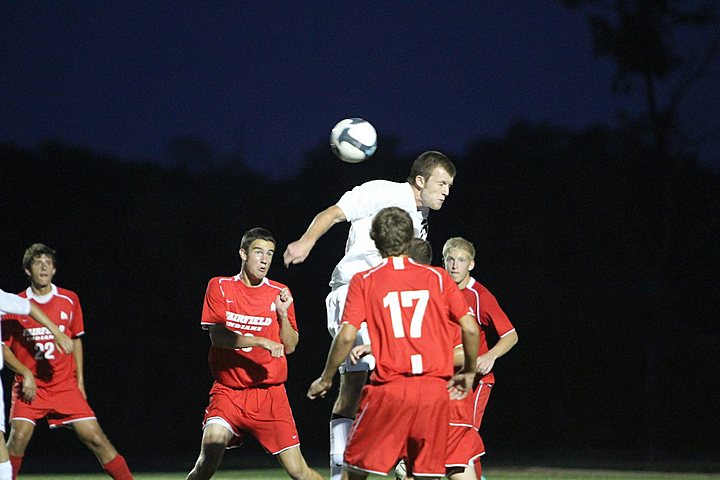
[186,424,232,480]
[72,419,119,463]
[333,370,367,418]
[6,418,36,477]
[276,445,324,480]
[72,419,132,479]
[330,370,367,480]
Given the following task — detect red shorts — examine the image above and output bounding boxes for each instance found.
[471,382,492,430]
[203,382,299,455]
[344,377,449,477]
[10,382,96,429]
[446,395,485,467]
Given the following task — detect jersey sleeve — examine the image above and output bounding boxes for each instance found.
[336,181,413,222]
[0,289,31,316]
[68,290,85,338]
[200,278,226,328]
[480,290,515,337]
[340,273,366,330]
[284,287,299,333]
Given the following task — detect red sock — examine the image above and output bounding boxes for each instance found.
[102,454,133,480]
[9,454,23,479]
[474,458,483,479]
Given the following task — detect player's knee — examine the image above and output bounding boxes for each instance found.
[83,430,113,452]
[7,428,32,453]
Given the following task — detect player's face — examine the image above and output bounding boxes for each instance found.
[240,239,276,283]
[26,254,56,289]
[418,167,453,210]
[443,248,474,288]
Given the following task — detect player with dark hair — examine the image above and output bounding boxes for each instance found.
[308,207,479,480]
[284,151,456,480]
[406,238,433,266]
[443,237,518,480]
[187,228,322,480]
[1,243,133,479]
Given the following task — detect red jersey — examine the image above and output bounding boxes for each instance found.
[1,285,85,389]
[201,275,297,389]
[453,277,515,384]
[342,257,472,384]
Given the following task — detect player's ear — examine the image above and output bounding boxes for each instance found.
[239,249,247,262]
[414,175,426,189]
[469,260,475,271]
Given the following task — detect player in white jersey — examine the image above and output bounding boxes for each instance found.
[0,288,73,480]
[283,151,457,480]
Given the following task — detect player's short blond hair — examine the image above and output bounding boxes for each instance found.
[442,237,475,260]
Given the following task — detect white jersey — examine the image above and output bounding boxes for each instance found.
[330,180,426,289]
[0,288,32,369]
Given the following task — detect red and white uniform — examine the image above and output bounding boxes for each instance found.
[2,284,94,428]
[201,275,296,388]
[451,277,515,431]
[2,285,84,388]
[199,275,301,454]
[341,257,472,476]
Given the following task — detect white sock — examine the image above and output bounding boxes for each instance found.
[0,460,11,480]
[329,418,352,480]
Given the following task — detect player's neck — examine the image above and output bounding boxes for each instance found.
[30,283,52,296]
[240,271,264,287]
[456,276,471,289]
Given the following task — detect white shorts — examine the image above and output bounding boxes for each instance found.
[325,284,375,373]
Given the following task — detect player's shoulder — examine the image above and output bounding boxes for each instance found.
[263,277,289,292]
[54,286,80,304]
[467,278,492,295]
[208,275,238,286]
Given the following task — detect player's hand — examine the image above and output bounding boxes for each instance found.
[53,331,74,354]
[447,372,475,400]
[307,377,332,400]
[349,344,372,365]
[476,353,497,376]
[21,372,37,402]
[260,338,285,358]
[274,288,293,314]
[283,239,312,267]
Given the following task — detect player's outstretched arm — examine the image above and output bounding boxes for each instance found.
[307,323,357,399]
[2,344,37,401]
[283,205,347,267]
[29,302,74,354]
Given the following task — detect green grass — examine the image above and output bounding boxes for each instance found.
[17,468,720,480]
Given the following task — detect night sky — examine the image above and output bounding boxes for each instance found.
[3,2,717,180]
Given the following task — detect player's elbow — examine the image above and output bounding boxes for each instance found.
[504,330,519,348]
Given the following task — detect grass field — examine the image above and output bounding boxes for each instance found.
[17,468,720,480]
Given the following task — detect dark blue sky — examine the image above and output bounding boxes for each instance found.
[2,2,718,179]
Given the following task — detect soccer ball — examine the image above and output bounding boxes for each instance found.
[330,118,377,163]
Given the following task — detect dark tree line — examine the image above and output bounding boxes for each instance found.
[1,125,718,472]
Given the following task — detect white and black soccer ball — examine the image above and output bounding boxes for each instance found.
[330,118,377,163]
